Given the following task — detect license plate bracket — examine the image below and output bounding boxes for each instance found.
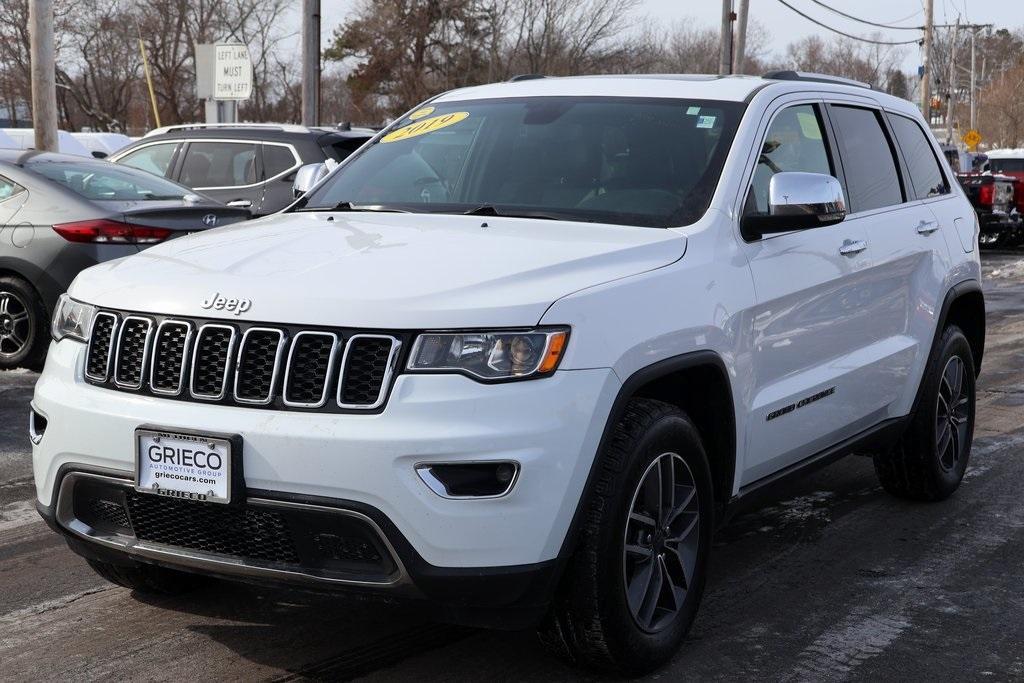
[134,426,244,505]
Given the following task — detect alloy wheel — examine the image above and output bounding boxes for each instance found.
[0,290,31,360]
[936,355,971,472]
[622,452,701,633]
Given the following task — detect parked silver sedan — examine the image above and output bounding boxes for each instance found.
[0,150,251,369]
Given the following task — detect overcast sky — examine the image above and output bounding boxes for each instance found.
[314,0,1024,73]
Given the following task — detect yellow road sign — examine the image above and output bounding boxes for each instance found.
[963,129,982,149]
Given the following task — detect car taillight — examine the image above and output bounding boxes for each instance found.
[52,219,172,245]
[978,183,994,207]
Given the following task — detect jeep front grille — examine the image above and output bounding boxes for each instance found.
[84,310,403,413]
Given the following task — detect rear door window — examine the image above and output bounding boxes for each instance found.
[828,105,904,212]
[117,142,179,177]
[263,144,298,178]
[179,141,259,188]
[888,114,949,199]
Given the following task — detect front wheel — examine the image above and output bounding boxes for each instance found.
[539,399,714,675]
[874,325,976,501]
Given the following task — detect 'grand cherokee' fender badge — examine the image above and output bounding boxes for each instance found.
[201,292,252,316]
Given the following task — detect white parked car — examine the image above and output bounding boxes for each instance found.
[71,132,133,158]
[33,71,983,674]
[2,128,90,156]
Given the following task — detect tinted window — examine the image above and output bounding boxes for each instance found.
[325,138,368,161]
[989,158,1024,173]
[0,175,25,202]
[30,160,190,201]
[180,142,258,187]
[263,144,297,177]
[303,97,746,228]
[117,142,178,177]
[829,105,903,212]
[889,114,948,199]
[746,104,832,215]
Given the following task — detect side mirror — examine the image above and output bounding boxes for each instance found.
[293,162,328,198]
[742,171,847,240]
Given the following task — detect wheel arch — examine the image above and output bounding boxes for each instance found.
[554,351,737,572]
[940,280,985,377]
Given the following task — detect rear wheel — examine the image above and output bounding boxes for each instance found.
[539,399,713,675]
[0,276,47,370]
[86,558,206,595]
[874,326,976,501]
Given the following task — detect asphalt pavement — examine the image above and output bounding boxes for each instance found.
[2,251,1023,681]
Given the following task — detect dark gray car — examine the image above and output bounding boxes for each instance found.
[0,150,250,369]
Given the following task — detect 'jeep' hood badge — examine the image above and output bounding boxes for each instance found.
[201,292,252,316]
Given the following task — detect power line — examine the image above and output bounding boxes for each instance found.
[804,0,922,30]
[774,0,923,45]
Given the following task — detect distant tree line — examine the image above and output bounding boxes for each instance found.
[2,0,1022,143]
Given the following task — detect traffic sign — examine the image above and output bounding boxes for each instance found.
[195,43,252,101]
[963,129,982,150]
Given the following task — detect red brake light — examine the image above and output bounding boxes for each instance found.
[52,219,172,245]
[978,183,994,207]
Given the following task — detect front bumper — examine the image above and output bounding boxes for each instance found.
[33,339,619,613]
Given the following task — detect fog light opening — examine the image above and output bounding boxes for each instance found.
[416,461,520,499]
[29,407,47,445]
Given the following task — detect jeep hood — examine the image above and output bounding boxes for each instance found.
[69,212,686,328]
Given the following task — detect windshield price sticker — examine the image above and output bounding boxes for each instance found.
[408,106,435,120]
[381,112,470,143]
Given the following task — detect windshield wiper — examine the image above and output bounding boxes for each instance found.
[300,201,409,213]
[462,205,563,221]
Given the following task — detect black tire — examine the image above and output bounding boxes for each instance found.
[538,398,714,675]
[873,325,976,501]
[0,275,48,371]
[86,558,206,595]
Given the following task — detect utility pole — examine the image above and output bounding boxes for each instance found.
[942,19,958,145]
[920,0,934,121]
[969,26,977,130]
[301,0,321,127]
[29,0,58,152]
[733,0,750,75]
[718,0,734,76]
[945,19,959,145]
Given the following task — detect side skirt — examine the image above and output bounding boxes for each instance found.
[721,416,908,525]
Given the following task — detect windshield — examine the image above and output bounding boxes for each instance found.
[989,158,1024,174]
[30,160,191,201]
[302,96,745,228]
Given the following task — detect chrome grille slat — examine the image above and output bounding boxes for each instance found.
[85,312,119,381]
[113,317,153,389]
[283,331,338,408]
[234,327,286,405]
[150,320,192,395]
[83,311,400,412]
[337,335,402,409]
[190,324,237,400]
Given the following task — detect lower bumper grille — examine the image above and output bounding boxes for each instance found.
[61,473,401,585]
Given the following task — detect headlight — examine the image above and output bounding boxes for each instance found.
[407,328,569,381]
[51,294,96,342]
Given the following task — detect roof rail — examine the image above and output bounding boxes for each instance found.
[762,70,872,90]
[508,74,546,82]
[143,123,312,138]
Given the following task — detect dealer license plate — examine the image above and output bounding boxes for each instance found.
[135,429,233,504]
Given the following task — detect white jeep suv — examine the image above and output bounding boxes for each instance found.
[33,72,984,674]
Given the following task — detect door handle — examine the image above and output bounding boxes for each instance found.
[916,220,939,235]
[839,239,867,256]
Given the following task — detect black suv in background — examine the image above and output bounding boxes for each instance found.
[109,123,374,216]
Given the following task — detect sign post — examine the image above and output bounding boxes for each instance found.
[195,43,253,124]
